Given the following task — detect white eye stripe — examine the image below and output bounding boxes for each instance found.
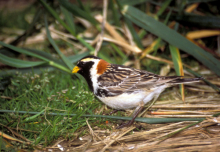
[81,58,98,62]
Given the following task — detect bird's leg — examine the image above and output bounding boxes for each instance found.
[107,109,119,115]
[116,101,144,129]
[139,94,160,117]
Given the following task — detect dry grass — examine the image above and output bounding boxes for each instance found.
[43,89,220,152]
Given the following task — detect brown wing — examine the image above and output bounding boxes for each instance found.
[97,64,178,96]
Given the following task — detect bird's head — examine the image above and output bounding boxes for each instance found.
[72,55,106,75]
[72,55,110,91]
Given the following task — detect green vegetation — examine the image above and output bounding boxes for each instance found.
[0,0,220,151]
[1,70,104,147]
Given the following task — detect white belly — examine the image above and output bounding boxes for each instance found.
[97,91,147,110]
[97,86,167,110]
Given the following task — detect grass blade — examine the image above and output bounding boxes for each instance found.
[156,0,172,17]
[120,0,152,6]
[186,68,220,93]
[58,0,98,26]
[0,41,50,62]
[0,110,205,124]
[0,131,25,144]
[141,38,163,59]
[109,0,121,27]
[25,48,64,65]
[34,125,51,145]
[45,16,73,70]
[60,6,75,35]
[0,66,55,77]
[23,109,45,122]
[159,120,202,142]
[39,0,94,52]
[170,14,220,29]
[169,45,185,101]
[0,51,87,76]
[124,18,143,49]
[121,5,220,77]
[0,53,47,68]
[0,41,70,73]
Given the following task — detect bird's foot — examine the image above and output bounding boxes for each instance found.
[116,105,144,129]
[107,109,119,115]
[116,120,134,129]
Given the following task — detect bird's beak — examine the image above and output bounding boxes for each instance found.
[72,66,80,73]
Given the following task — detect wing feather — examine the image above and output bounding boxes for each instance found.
[97,64,179,96]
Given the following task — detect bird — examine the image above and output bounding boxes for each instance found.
[72,55,202,129]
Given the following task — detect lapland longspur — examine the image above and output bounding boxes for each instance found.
[72,56,201,128]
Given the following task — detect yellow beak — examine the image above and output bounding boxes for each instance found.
[72,66,80,73]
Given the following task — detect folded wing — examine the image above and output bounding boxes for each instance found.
[97,64,182,96]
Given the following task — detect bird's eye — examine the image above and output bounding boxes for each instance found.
[80,62,85,66]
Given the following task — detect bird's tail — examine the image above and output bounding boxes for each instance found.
[168,77,203,84]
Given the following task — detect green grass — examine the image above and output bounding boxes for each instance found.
[0,70,104,147]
